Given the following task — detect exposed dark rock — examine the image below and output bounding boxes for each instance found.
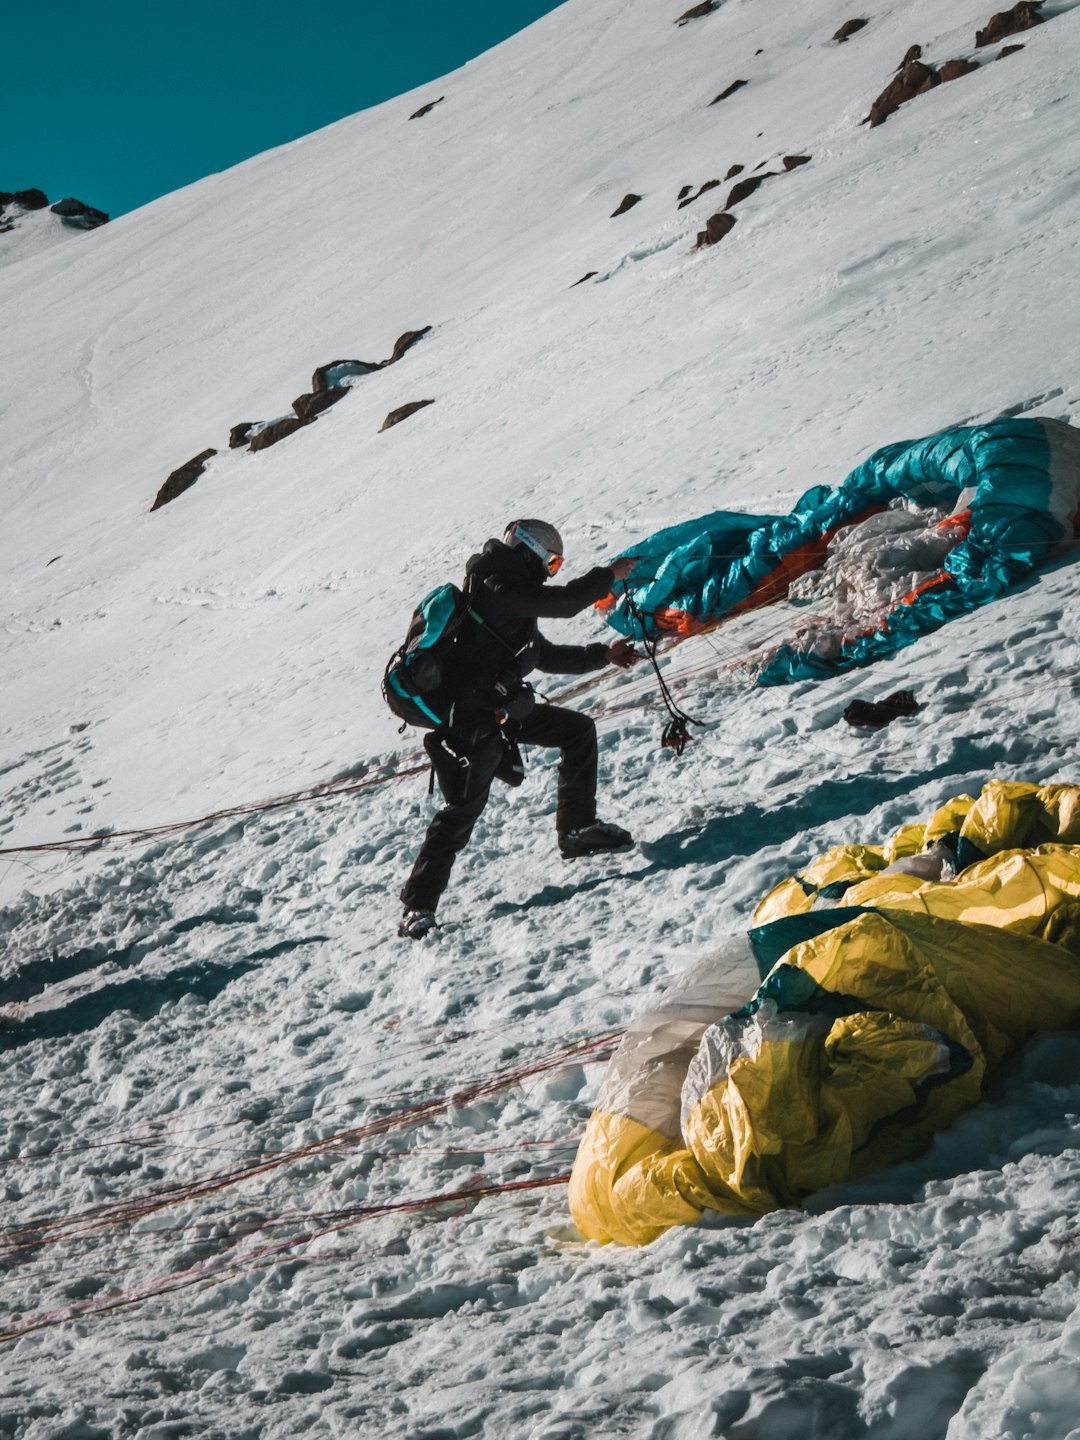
[999,42,1026,56]
[898,44,923,68]
[940,57,981,81]
[677,179,720,209]
[311,359,379,393]
[726,172,775,208]
[833,18,869,42]
[695,212,736,248]
[711,79,748,104]
[571,272,599,287]
[380,399,435,432]
[676,1,717,24]
[50,197,109,230]
[865,59,941,126]
[976,2,1044,47]
[229,423,258,449]
[724,163,745,180]
[611,193,643,217]
[783,154,812,170]
[150,449,217,512]
[0,223,12,235]
[249,416,308,452]
[0,188,49,211]
[387,326,432,365]
[409,96,445,119]
[677,185,693,200]
[293,388,348,423]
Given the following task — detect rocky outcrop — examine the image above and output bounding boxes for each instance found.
[153,326,434,509]
[293,388,348,424]
[833,18,869,42]
[249,416,307,453]
[381,399,435,431]
[695,212,736,248]
[311,359,379,393]
[724,164,745,180]
[726,172,776,208]
[611,193,642,217]
[571,271,599,287]
[940,58,981,82]
[976,2,1044,47]
[711,80,748,104]
[865,56,942,126]
[150,450,217,511]
[388,327,433,365]
[0,189,49,211]
[677,180,720,209]
[676,1,717,24]
[410,96,445,119]
[50,197,109,230]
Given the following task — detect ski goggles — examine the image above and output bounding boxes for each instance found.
[515,527,564,575]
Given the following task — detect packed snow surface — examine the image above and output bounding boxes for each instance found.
[3,0,1080,1435]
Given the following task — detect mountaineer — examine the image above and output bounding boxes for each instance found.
[398,519,638,939]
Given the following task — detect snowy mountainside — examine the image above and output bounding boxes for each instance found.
[3,0,1080,1436]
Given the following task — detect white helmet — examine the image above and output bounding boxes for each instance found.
[503,519,564,575]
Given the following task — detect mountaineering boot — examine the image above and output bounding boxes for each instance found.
[558,819,633,860]
[398,908,437,940]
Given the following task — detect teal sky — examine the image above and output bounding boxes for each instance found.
[4,1,568,219]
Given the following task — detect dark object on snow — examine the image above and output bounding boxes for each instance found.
[388,326,433,365]
[940,57,981,81]
[150,449,217,512]
[410,96,445,119]
[678,185,693,201]
[0,188,49,211]
[999,42,1026,56]
[783,154,812,170]
[724,163,745,180]
[249,415,307,452]
[312,358,379,392]
[726,172,775,208]
[676,1,718,24]
[695,212,736,248]
[976,2,1044,47]
[842,691,923,729]
[711,79,748,104]
[0,223,12,234]
[898,44,923,68]
[229,423,257,449]
[677,179,720,209]
[833,18,869,42]
[865,58,941,126]
[293,388,348,424]
[611,193,642,217]
[381,399,436,432]
[571,271,599,287]
[50,197,109,230]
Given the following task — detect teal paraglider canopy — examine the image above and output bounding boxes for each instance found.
[603,416,1080,683]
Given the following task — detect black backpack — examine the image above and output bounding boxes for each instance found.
[382,582,473,729]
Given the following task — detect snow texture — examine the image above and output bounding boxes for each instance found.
[2,0,1080,1435]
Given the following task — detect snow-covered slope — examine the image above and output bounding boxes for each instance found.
[2,1,1080,1435]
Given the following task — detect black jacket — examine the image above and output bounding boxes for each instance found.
[458,540,613,705]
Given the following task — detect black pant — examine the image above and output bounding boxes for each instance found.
[400,704,598,913]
